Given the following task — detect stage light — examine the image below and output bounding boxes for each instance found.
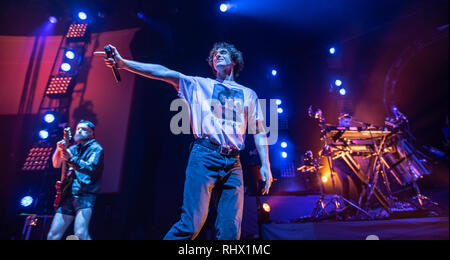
[65,50,75,60]
[66,23,88,40]
[78,11,87,21]
[43,113,56,124]
[277,108,284,114]
[49,16,58,24]
[281,142,287,148]
[335,79,342,87]
[262,203,271,213]
[329,47,336,55]
[322,176,328,183]
[137,12,145,19]
[60,63,71,72]
[22,146,53,171]
[20,196,34,207]
[281,152,288,158]
[39,130,49,140]
[271,69,277,76]
[220,3,230,12]
[45,76,74,97]
[276,99,282,105]
[339,88,347,96]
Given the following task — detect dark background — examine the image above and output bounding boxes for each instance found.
[0,0,448,239]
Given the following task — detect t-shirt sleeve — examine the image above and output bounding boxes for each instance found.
[248,90,266,134]
[177,74,198,104]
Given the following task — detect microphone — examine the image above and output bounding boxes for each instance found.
[104,45,121,83]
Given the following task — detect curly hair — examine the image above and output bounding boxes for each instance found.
[207,42,244,79]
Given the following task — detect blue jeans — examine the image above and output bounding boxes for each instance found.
[56,193,96,216]
[164,142,244,240]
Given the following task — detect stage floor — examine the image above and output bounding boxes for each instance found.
[261,217,449,240]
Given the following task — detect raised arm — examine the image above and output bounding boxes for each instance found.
[94,45,181,90]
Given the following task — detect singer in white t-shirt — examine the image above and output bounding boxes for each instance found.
[95,42,273,240]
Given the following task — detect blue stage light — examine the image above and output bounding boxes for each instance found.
[271,69,278,76]
[60,63,71,72]
[277,108,284,114]
[281,152,288,158]
[335,79,343,87]
[20,196,34,207]
[78,11,87,20]
[339,88,347,96]
[281,142,287,148]
[137,12,144,19]
[39,130,49,140]
[220,3,229,12]
[329,47,336,55]
[49,16,58,24]
[43,113,56,124]
[65,50,75,60]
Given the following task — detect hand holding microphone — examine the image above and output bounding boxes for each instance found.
[94,44,124,83]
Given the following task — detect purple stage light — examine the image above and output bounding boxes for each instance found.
[78,11,87,20]
[65,50,75,60]
[60,63,71,72]
[329,47,336,55]
[49,16,58,24]
[43,113,56,124]
[39,130,49,140]
[20,196,34,207]
[220,3,230,12]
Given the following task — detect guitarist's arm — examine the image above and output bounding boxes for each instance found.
[68,147,103,178]
[52,142,63,168]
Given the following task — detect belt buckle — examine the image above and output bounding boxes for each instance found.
[219,146,232,156]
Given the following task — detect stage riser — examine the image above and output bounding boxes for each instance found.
[261,217,449,240]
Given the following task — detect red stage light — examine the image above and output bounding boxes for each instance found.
[66,23,88,39]
[22,146,53,171]
[45,76,73,97]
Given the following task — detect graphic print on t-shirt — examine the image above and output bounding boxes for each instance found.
[210,83,244,134]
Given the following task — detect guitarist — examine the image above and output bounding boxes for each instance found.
[47,120,104,240]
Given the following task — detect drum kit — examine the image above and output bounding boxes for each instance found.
[297,105,439,221]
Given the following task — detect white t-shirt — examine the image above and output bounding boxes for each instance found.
[178,74,265,151]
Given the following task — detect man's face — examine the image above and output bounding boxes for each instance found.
[213,48,235,73]
[74,123,94,142]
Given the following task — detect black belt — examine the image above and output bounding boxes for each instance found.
[195,138,240,157]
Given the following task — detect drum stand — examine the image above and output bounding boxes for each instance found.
[299,152,371,221]
[360,132,394,213]
[305,107,371,221]
[321,153,371,220]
